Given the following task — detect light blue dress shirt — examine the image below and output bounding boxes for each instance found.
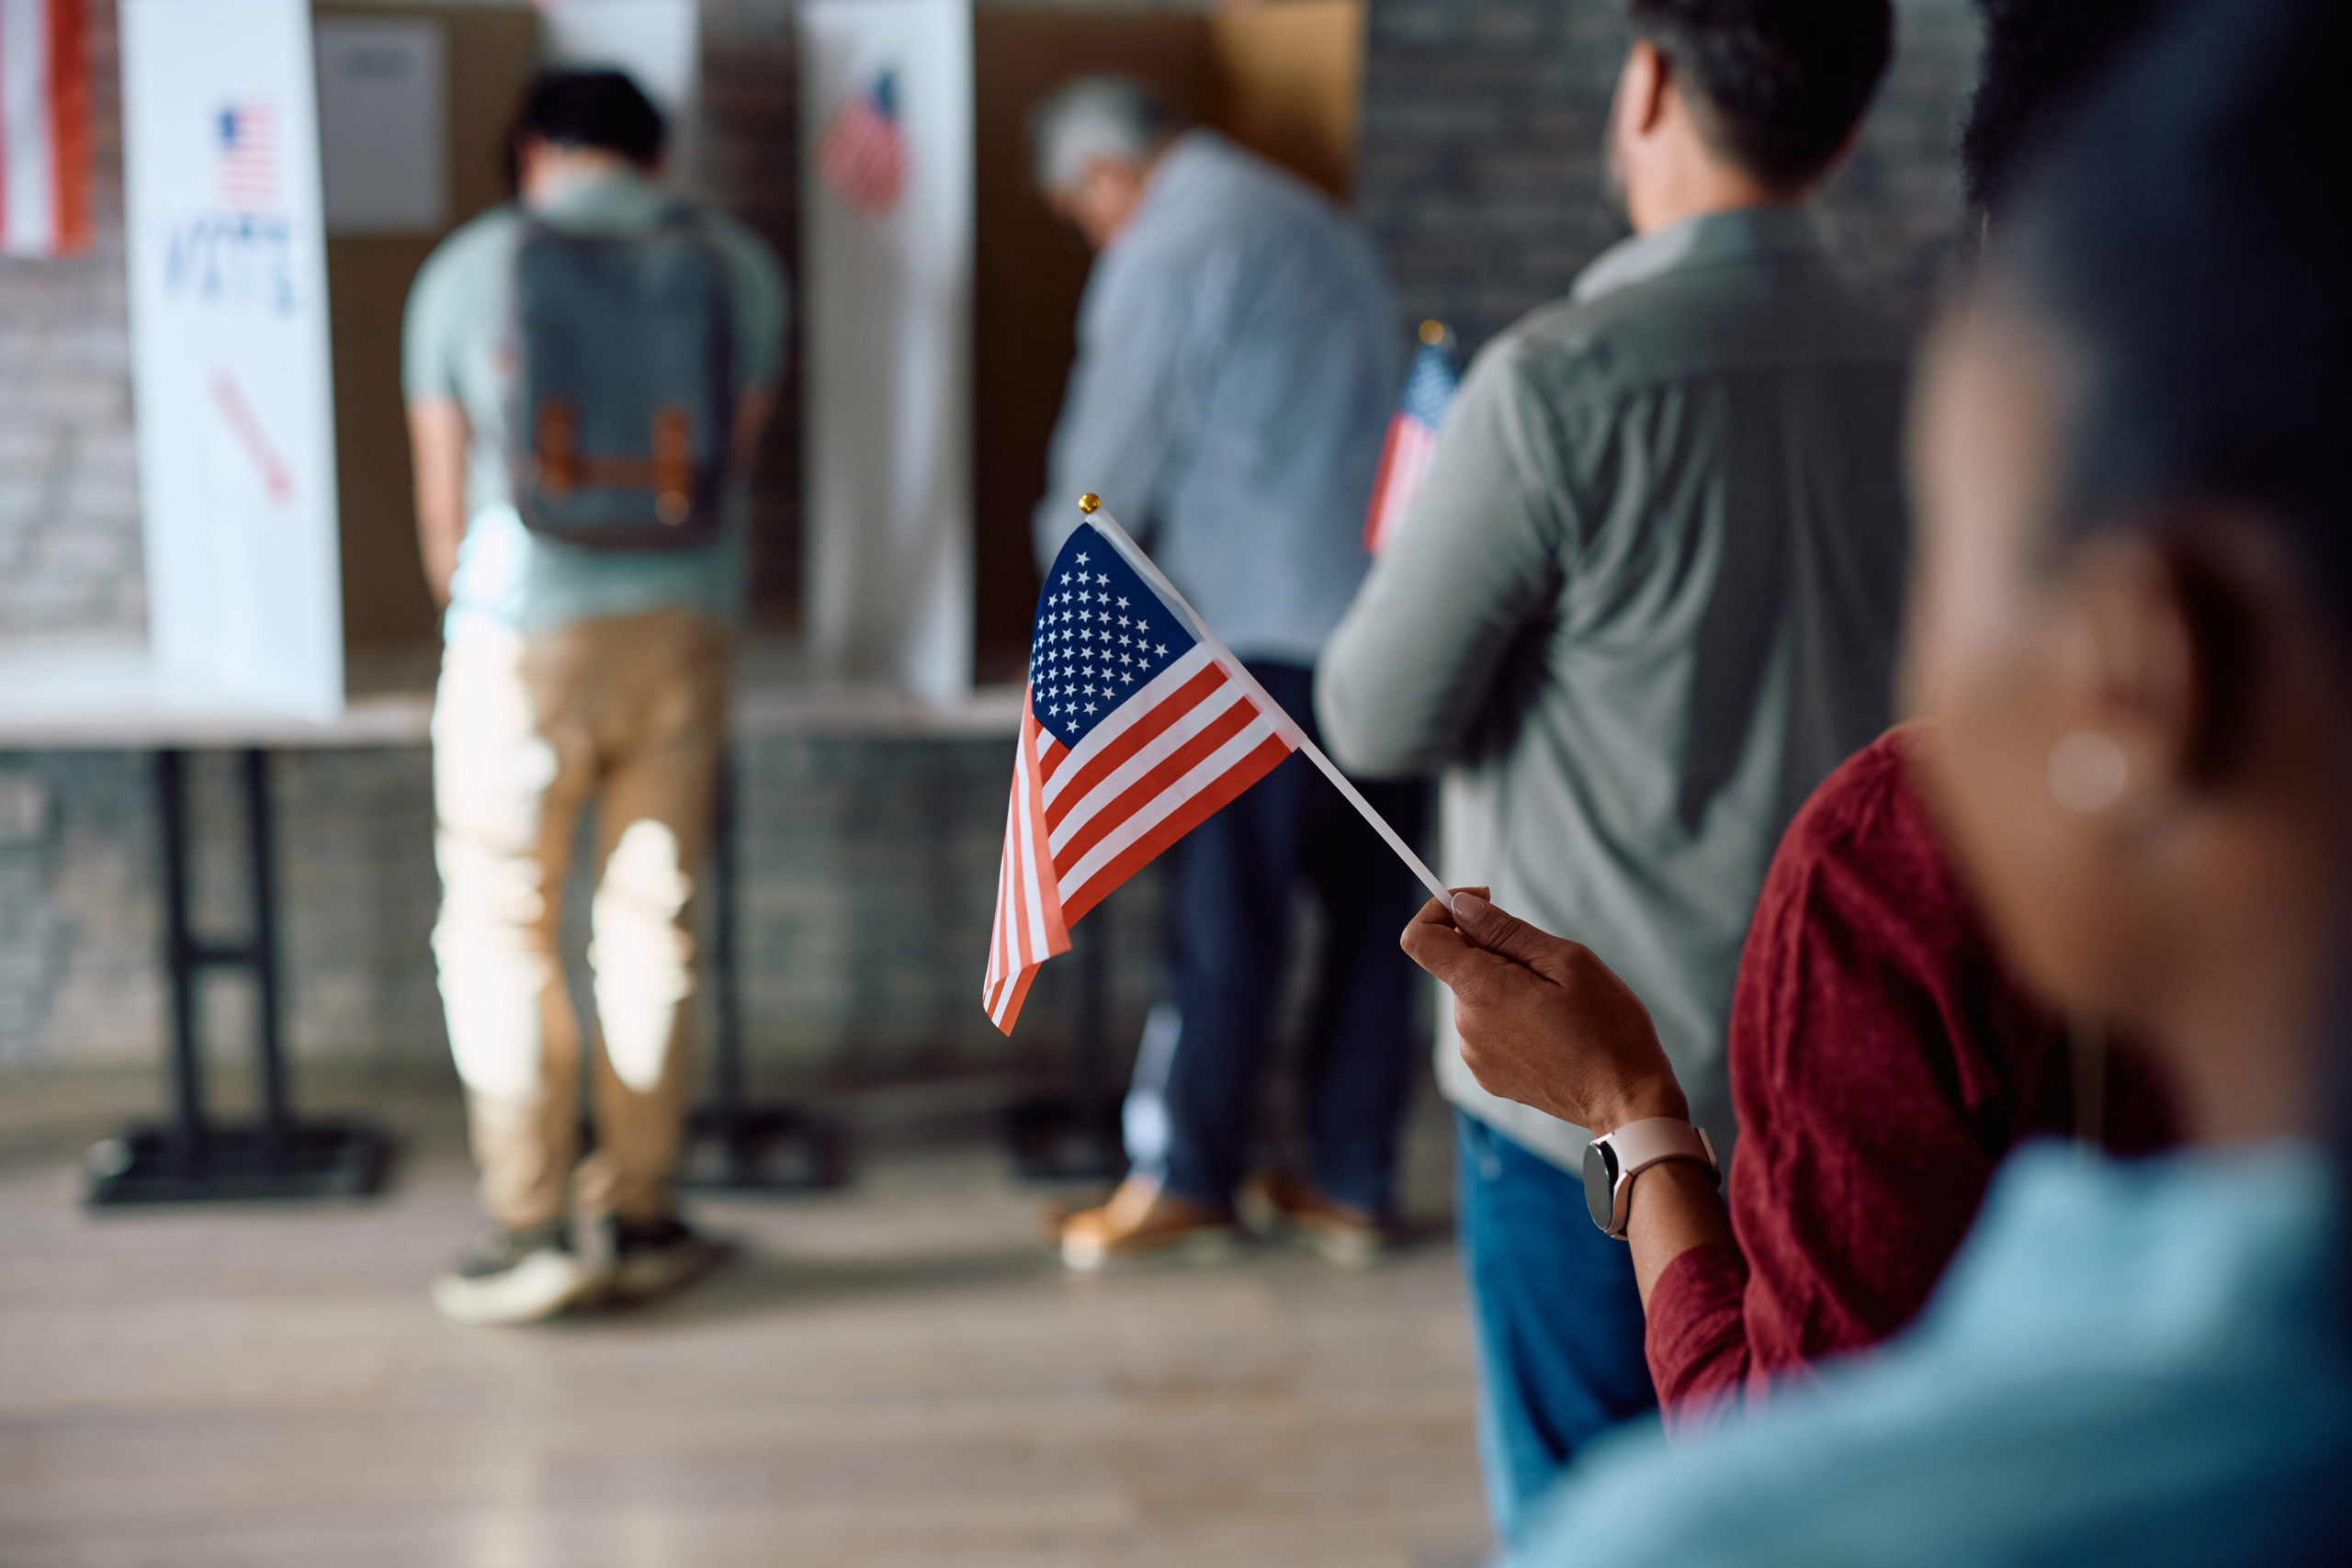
[1514,1140,2351,1567]
[1033,131,1400,667]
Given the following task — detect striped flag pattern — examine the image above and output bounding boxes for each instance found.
[0,0,91,257]
[1363,322,1461,555]
[984,514,1297,1032]
[215,101,277,214]
[816,68,907,218]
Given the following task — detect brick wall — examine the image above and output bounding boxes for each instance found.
[1361,0,1984,355]
[0,0,141,640]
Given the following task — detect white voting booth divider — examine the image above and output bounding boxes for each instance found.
[799,0,975,705]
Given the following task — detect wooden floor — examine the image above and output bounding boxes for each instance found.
[0,1075,1490,1568]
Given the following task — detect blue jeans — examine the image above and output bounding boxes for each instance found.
[1456,1111,1658,1544]
[1123,661,1430,1216]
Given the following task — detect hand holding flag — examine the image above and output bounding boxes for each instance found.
[984,496,1451,1033]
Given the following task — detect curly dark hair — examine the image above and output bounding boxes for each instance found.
[1626,0,1894,190]
[1961,0,2169,217]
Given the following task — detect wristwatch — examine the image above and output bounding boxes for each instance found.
[1583,1118,1719,1239]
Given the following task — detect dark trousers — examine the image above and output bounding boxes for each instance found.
[1122,661,1430,1217]
[1456,1112,1658,1542]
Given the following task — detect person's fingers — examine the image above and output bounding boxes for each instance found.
[1399,910,1478,979]
[1451,892,1556,969]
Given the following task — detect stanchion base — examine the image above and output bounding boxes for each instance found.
[84,1121,392,1207]
[1003,1095,1126,1184]
[679,1105,852,1193]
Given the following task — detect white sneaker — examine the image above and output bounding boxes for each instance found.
[430,1224,607,1325]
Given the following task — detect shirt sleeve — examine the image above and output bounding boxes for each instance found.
[1031,248,1200,571]
[709,213,787,393]
[401,240,464,404]
[1313,337,1576,776]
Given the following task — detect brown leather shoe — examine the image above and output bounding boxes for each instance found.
[1058,1175,1239,1273]
[1239,1170,1391,1269]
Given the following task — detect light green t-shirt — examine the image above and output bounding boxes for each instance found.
[401,168,787,640]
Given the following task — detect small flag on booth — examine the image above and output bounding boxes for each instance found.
[985,498,1451,1034]
[215,100,279,215]
[0,0,93,258]
[817,68,909,217]
[1363,321,1461,555]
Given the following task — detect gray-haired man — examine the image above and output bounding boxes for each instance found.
[1028,77,1430,1272]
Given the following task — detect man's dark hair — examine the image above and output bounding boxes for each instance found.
[1960,0,2170,217]
[505,69,667,191]
[1625,0,1894,190]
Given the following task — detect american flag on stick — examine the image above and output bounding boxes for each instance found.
[817,68,908,217]
[984,496,1450,1033]
[1363,321,1461,555]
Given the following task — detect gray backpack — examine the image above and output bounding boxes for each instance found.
[508,207,735,548]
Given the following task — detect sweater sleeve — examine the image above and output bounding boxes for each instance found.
[1645,731,2030,1438]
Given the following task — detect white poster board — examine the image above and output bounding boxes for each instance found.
[314,17,448,235]
[121,0,343,718]
[801,0,974,703]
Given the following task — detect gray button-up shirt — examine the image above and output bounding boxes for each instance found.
[1033,131,1399,666]
[1316,208,1914,1170]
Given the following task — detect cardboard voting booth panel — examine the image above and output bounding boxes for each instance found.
[115,0,700,718]
[802,1,1366,696]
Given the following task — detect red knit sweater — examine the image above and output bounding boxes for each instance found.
[1646,727,2176,1437]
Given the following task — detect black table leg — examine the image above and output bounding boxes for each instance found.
[83,748,390,1206]
[1003,901,1127,1185]
[679,739,849,1192]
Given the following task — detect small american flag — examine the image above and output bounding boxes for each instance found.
[1363,322,1461,555]
[216,101,277,213]
[817,69,908,217]
[983,512,1300,1032]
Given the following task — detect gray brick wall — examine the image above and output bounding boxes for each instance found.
[0,739,1161,1082]
[0,0,141,639]
[1361,0,1984,355]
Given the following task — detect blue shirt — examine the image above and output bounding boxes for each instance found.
[1515,1141,2352,1567]
[1032,131,1400,667]
[401,169,787,641]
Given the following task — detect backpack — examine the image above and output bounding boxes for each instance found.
[507,206,736,548]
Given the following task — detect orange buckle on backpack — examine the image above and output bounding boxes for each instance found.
[653,408,692,526]
[536,402,579,498]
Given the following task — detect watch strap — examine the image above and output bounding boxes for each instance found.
[1601,1118,1718,1238]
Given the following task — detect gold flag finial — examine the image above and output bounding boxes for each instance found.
[1078,492,1101,514]
[1419,319,1448,346]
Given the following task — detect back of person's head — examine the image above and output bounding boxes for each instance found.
[2000,0,2352,1351]
[1029,75,1183,196]
[506,68,667,191]
[1961,0,2172,218]
[1623,0,1894,190]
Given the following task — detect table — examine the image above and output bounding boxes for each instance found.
[0,638,1033,1204]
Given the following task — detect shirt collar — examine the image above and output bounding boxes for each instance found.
[1572,205,1832,304]
[526,165,663,231]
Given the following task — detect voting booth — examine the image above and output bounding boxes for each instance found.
[799,0,1367,697]
[112,0,696,723]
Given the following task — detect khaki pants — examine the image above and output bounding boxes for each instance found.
[431,610,730,1231]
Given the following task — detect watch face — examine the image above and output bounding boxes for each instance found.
[1582,1140,1619,1231]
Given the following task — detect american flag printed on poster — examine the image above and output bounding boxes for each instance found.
[1363,322,1462,555]
[215,100,277,213]
[0,0,92,257]
[983,519,1298,1032]
[817,68,908,217]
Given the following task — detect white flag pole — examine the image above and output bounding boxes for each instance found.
[1078,496,1456,914]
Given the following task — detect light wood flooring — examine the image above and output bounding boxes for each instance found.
[0,1074,1490,1567]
